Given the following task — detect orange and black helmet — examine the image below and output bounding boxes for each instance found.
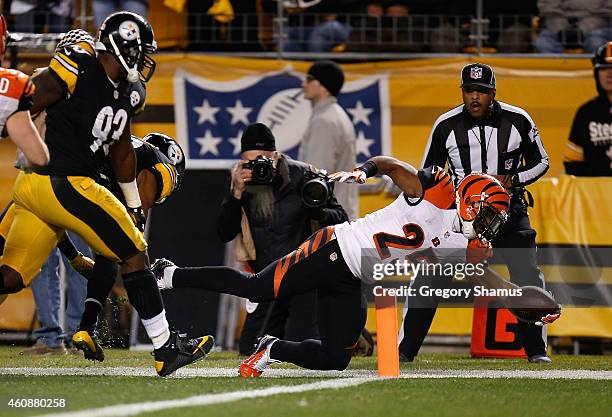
[455,173,510,240]
[593,41,612,68]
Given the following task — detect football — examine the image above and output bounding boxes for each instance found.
[506,286,562,324]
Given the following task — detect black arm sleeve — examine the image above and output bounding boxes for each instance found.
[216,178,243,242]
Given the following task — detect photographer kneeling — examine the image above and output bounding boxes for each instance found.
[218,123,348,355]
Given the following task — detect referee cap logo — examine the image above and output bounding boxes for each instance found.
[461,63,496,89]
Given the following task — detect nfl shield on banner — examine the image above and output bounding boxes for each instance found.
[173,68,391,168]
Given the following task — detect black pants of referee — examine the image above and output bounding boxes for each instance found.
[170,227,367,370]
[399,208,547,359]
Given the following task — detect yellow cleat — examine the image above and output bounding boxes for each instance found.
[72,329,105,362]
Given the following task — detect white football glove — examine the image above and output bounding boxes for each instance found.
[329,170,367,184]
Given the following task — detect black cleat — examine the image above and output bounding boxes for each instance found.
[72,329,105,362]
[153,331,214,377]
[151,258,176,290]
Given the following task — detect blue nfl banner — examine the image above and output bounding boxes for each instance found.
[174,68,390,169]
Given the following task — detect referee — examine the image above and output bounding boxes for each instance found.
[399,63,552,363]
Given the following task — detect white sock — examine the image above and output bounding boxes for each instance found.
[164,266,177,289]
[267,339,281,363]
[141,310,170,349]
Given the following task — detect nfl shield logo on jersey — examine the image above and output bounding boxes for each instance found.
[470,66,483,80]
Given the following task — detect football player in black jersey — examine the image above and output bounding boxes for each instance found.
[71,133,186,361]
[0,132,185,362]
[0,12,212,376]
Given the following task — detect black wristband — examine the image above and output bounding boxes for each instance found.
[356,161,379,178]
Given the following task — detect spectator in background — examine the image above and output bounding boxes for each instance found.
[347,2,425,53]
[427,0,538,53]
[299,60,359,220]
[564,42,612,175]
[258,0,352,52]
[217,123,348,355]
[306,13,351,52]
[10,0,73,33]
[93,0,147,28]
[21,233,91,355]
[487,0,539,53]
[535,0,612,53]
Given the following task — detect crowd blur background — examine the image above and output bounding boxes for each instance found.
[2,0,612,55]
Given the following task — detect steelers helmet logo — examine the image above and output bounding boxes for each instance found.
[167,143,184,164]
[130,90,141,107]
[119,20,140,41]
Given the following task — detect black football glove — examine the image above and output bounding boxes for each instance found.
[127,207,146,233]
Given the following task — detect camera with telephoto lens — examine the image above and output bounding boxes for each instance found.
[302,170,333,208]
[244,156,275,185]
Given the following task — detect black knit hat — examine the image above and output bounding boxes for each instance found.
[461,63,496,89]
[240,123,276,153]
[307,60,344,97]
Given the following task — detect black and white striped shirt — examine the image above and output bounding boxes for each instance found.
[421,101,549,186]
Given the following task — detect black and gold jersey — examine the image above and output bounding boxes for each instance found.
[38,46,146,180]
[102,137,179,206]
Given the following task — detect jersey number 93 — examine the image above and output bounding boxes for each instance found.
[90,106,128,155]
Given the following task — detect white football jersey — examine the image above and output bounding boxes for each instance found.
[0,68,34,135]
[334,166,468,283]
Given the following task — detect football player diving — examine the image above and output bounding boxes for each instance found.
[151,157,560,377]
[0,12,212,376]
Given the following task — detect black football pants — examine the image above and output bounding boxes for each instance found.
[172,227,366,370]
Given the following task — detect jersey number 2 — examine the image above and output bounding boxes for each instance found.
[373,223,425,259]
[90,106,128,155]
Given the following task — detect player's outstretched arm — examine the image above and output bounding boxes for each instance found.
[6,111,49,166]
[330,156,423,198]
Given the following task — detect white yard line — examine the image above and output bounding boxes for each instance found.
[1,367,610,379]
[34,377,372,417]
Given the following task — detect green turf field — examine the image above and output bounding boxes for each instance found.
[0,346,610,417]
